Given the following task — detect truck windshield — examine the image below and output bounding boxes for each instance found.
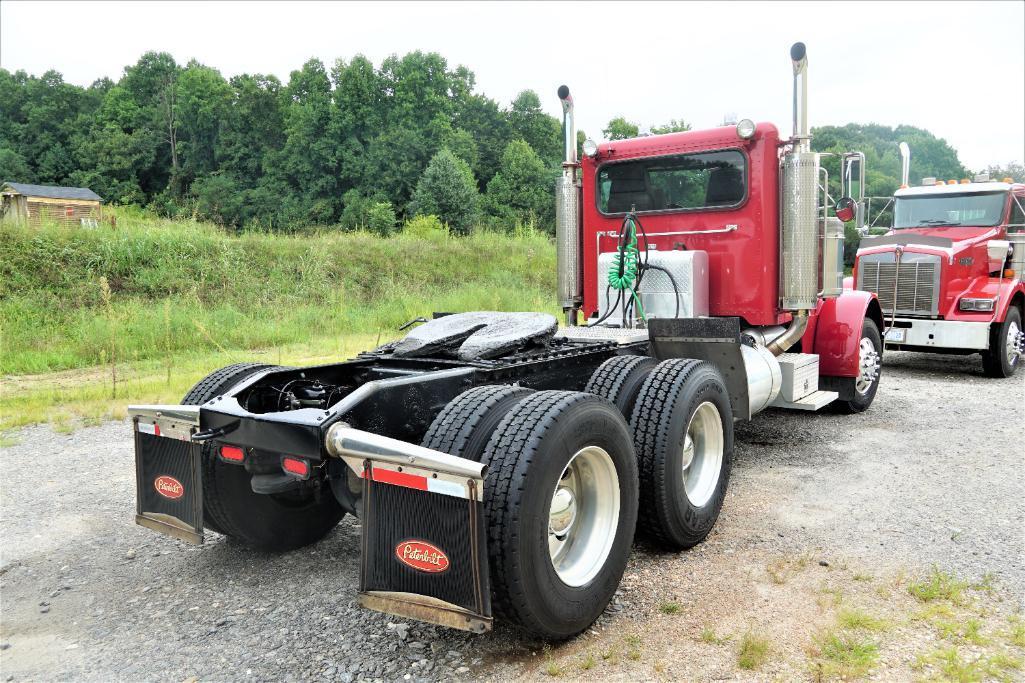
[597,149,746,214]
[893,191,1007,228]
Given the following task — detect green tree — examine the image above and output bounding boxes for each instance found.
[176,62,231,188]
[508,90,561,167]
[409,148,480,235]
[484,140,554,230]
[603,117,639,140]
[0,147,32,181]
[650,119,691,135]
[367,201,397,236]
[984,162,1024,183]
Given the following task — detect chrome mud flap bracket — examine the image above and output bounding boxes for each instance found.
[129,405,204,545]
[326,424,492,633]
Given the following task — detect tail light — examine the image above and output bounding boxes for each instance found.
[281,456,310,480]
[219,445,245,463]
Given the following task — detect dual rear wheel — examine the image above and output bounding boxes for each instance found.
[423,356,733,638]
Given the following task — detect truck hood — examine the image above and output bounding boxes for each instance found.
[858,226,1000,259]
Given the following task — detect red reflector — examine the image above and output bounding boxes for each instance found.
[366,467,428,491]
[220,445,245,462]
[282,457,309,478]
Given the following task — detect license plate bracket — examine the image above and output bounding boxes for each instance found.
[885,327,907,343]
[134,420,204,545]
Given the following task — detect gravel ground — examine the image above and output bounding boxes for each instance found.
[1,350,1022,681]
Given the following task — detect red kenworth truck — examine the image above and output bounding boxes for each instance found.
[128,43,884,640]
[851,175,1025,377]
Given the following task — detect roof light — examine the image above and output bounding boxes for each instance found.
[582,138,598,158]
[900,184,909,189]
[960,179,970,184]
[220,445,245,463]
[736,119,756,140]
[281,456,310,479]
[947,180,957,185]
[1004,177,1014,183]
[935,181,944,186]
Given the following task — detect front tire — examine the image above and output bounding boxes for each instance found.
[182,363,345,552]
[481,391,639,639]
[834,318,882,413]
[631,359,734,550]
[982,306,1023,378]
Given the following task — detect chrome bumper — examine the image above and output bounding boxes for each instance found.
[884,318,990,350]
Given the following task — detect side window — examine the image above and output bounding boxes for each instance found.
[1009,197,1025,227]
[597,150,746,214]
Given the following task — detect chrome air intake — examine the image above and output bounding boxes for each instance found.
[780,42,820,314]
[556,85,582,323]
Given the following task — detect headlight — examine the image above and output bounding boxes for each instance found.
[736,118,756,140]
[959,297,996,312]
[582,138,598,157]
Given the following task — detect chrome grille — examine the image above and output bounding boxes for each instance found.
[857,255,940,316]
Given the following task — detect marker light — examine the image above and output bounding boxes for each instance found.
[935,181,944,186]
[220,445,245,463]
[960,179,970,184]
[1004,177,1015,183]
[947,180,958,185]
[582,138,598,157]
[735,119,756,140]
[281,456,310,479]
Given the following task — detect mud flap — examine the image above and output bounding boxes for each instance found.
[358,462,492,633]
[130,406,204,545]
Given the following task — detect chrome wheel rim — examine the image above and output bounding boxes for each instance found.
[1006,320,1023,366]
[682,402,724,508]
[548,446,620,587]
[856,336,881,395]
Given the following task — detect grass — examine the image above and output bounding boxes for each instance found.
[578,652,595,671]
[699,627,730,645]
[811,631,879,680]
[1008,616,1025,647]
[908,566,969,604]
[914,646,1023,682]
[0,211,558,429]
[624,634,642,661]
[658,600,681,615]
[542,645,563,677]
[836,607,889,632]
[737,631,770,670]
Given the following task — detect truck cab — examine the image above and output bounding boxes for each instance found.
[852,178,1025,376]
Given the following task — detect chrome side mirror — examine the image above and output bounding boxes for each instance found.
[841,152,867,232]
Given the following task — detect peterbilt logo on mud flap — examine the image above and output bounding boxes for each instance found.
[395,540,450,573]
[154,475,184,500]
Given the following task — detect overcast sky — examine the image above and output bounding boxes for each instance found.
[2,1,1022,170]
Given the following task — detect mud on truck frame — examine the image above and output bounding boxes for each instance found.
[129,43,884,640]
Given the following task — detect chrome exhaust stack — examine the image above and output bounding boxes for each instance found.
[556,85,582,325]
[899,142,911,187]
[775,41,818,354]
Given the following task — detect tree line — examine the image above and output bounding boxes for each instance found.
[1,51,1019,235]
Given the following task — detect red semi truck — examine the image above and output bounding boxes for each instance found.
[850,172,1025,377]
[127,43,883,639]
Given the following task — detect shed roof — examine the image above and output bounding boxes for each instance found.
[2,182,102,201]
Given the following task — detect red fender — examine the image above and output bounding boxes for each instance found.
[803,290,880,377]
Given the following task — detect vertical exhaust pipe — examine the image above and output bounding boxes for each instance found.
[899,142,911,187]
[772,41,816,355]
[556,85,582,325]
[790,42,810,151]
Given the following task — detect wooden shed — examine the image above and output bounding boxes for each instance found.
[1,182,103,228]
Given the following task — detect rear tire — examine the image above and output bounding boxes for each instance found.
[631,359,733,550]
[421,385,533,461]
[584,355,658,418]
[834,318,883,413]
[982,306,1022,378]
[182,363,345,551]
[481,391,639,640]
